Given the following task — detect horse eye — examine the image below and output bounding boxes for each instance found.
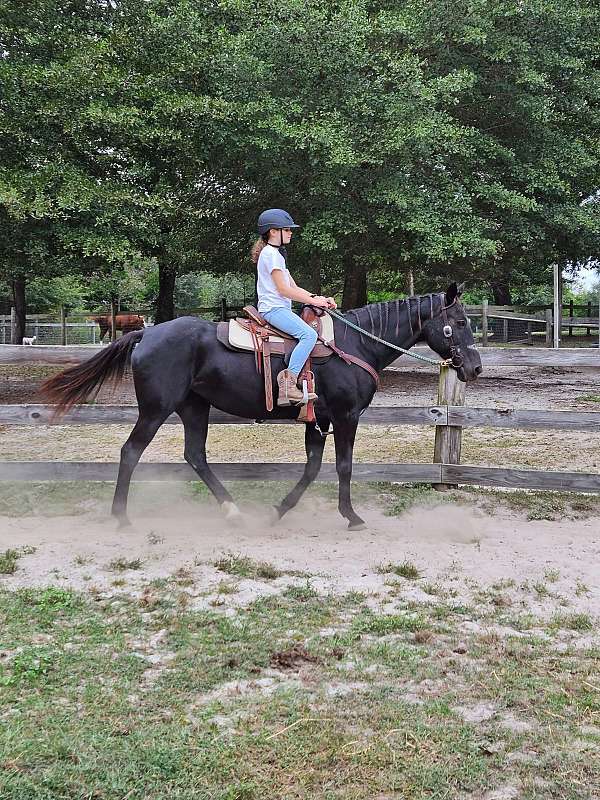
[457,319,467,328]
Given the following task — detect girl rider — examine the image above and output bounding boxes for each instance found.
[251,208,336,406]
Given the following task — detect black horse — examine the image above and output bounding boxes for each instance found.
[41,283,482,530]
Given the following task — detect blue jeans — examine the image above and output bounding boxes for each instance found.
[263,307,318,376]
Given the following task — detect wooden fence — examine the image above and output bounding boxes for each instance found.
[465,302,600,346]
[1,344,599,492]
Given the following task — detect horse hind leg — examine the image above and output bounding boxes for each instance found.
[111,409,169,527]
[176,394,240,521]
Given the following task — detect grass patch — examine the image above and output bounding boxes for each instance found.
[73,554,93,567]
[549,612,594,632]
[0,545,36,574]
[283,583,319,602]
[353,610,426,635]
[107,557,143,572]
[377,560,421,580]
[579,394,600,403]
[467,486,600,521]
[383,483,462,516]
[215,553,282,580]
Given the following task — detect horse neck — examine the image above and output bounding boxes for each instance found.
[342,294,443,371]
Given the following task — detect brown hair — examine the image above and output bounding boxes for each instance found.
[251,234,269,264]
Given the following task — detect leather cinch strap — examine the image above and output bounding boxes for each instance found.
[262,335,274,411]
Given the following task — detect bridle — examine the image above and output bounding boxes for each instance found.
[439,296,465,369]
[325,292,468,371]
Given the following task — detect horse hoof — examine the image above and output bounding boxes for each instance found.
[115,516,132,530]
[223,502,244,525]
[269,506,282,526]
[348,521,367,531]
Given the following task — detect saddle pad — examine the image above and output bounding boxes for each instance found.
[228,313,335,352]
[228,319,285,351]
[310,312,335,342]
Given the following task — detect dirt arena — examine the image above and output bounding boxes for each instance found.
[1,358,599,608]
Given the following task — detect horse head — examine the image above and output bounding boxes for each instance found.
[421,283,482,382]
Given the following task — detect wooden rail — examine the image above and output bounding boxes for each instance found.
[0,462,597,492]
[1,404,599,431]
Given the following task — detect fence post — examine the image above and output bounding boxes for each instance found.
[553,263,561,349]
[481,299,488,347]
[60,306,67,345]
[545,308,553,347]
[587,301,592,337]
[502,318,508,343]
[527,321,533,345]
[220,297,228,321]
[10,307,16,344]
[569,299,573,337]
[34,316,39,343]
[433,365,465,491]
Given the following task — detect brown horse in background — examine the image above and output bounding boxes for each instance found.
[91,314,146,342]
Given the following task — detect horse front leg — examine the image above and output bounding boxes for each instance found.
[332,414,366,531]
[273,418,330,521]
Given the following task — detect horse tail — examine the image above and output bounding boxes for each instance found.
[40,329,145,419]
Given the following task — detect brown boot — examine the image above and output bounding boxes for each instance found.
[277,369,318,406]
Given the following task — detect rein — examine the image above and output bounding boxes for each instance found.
[325,294,463,369]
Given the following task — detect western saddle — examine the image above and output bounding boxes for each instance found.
[216,305,379,421]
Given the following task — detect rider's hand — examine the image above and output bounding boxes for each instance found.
[325,297,337,309]
[310,295,330,308]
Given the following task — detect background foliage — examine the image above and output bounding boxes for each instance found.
[1,0,599,327]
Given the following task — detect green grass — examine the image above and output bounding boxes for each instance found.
[377,560,421,580]
[1,583,599,798]
[0,545,36,574]
[468,487,600,521]
[213,552,310,581]
[383,483,462,516]
[107,557,144,572]
[548,612,594,632]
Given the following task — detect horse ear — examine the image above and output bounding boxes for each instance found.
[445,282,458,304]
[457,282,466,295]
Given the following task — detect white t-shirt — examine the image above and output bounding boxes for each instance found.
[257,245,292,314]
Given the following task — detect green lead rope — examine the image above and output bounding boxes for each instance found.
[325,308,451,368]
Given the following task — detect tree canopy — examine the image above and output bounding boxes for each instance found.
[1,0,598,335]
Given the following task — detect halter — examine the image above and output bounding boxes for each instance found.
[439,296,465,369]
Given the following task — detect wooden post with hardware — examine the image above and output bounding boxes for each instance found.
[433,365,466,491]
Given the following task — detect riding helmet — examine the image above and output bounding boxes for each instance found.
[257,208,300,235]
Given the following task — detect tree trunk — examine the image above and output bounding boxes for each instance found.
[341,253,367,310]
[154,262,176,324]
[491,281,511,305]
[11,276,26,344]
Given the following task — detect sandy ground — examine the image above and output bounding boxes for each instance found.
[2,490,600,626]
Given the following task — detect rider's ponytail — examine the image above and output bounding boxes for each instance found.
[251,234,269,264]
